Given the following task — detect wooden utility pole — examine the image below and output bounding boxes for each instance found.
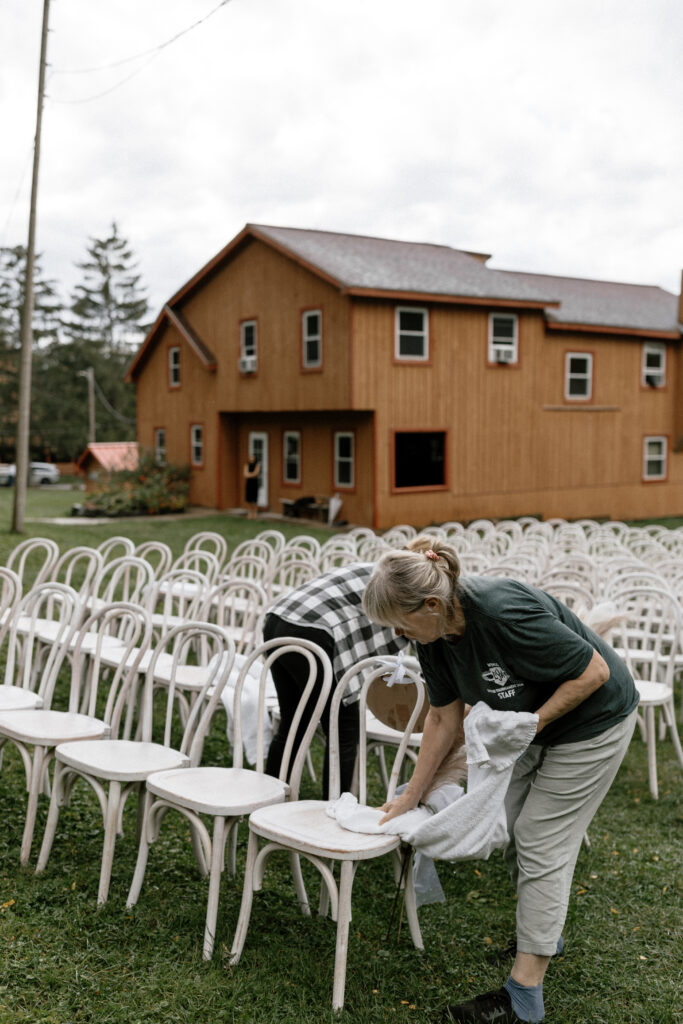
[12,0,51,533]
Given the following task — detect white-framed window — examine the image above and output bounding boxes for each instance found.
[190,423,204,467]
[302,310,322,368]
[395,307,429,361]
[283,430,301,484]
[643,436,667,481]
[154,428,166,465]
[238,320,258,373]
[168,346,180,387]
[641,342,666,388]
[564,352,593,400]
[334,431,355,488]
[488,313,518,364]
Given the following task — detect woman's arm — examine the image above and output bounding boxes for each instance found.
[378,699,464,823]
[535,648,609,734]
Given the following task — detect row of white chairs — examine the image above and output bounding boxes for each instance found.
[0,568,422,1010]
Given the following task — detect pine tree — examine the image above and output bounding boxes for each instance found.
[66,222,150,353]
[0,246,62,460]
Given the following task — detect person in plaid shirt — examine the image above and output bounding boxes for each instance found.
[264,562,408,797]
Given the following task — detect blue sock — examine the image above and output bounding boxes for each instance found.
[504,976,545,1022]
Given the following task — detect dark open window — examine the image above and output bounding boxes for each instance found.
[394,431,445,488]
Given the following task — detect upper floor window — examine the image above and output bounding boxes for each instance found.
[168,346,180,387]
[283,431,301,484]
[565,352,593,401]
[334,432,355,489]
[643,435,667,481]
[154,428,166,465]
[488,314,518,364]
[302,310,322,369]
[190,423,204,467]
[238,320,258,374]
[394,431,446,489]
[395,307,429,361]
[642,342,666,388]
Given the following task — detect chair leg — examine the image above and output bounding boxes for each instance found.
[289,851,311,916]
[203,816,227,960]
[126,790,153,908]
[402,851,424,951]
[332,860,354,1011]
[98,780,122,905]
[645,705,659,799]
[36,760,66,873]
[229,829,259,965]
[20,746,45,866]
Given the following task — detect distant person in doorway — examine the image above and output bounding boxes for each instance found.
[243,454,260,519]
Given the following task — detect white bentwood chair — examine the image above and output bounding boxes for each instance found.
[126,637,332,960]
[230,655,427,1011]
[35,621,235,903]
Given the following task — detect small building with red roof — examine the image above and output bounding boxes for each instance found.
[77,442,139,491]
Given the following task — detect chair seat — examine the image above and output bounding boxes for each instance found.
[146,766,289,816]
[152,661,211,690]
[98,646,159,672]
[366,711,422,746]
[0,710,109,745]
[0,686,43,711]
[55,738,190,781]
[635,680,674,705]
[249,799,402,860]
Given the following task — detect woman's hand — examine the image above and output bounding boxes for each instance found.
[378,789,419,825]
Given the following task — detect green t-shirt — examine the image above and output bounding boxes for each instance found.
[416,576,638,746]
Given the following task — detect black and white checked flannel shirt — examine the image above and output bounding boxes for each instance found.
[267,562,408,681]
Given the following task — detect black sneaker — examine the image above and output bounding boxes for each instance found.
[442,986,521,1023]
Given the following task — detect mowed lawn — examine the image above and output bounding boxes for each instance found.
[0,485,680,1023]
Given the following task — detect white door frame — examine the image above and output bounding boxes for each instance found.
[248,431,268,509]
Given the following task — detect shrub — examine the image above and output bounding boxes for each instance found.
[83,450,191,516]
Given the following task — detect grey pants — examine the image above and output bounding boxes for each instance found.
[503,709,638,956]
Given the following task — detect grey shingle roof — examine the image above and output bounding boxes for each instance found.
[251,224,680,336]
[495,269,680,334]
[251,224,552,304]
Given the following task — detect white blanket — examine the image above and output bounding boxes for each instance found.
[327,702,538,862]
[218,653,277,766]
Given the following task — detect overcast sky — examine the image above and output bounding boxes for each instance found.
[1,0,682,316]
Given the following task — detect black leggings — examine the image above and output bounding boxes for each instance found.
[263,614,360,799]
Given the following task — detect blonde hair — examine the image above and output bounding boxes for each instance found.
[362,535,461,626]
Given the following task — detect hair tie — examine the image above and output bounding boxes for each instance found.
[425,549,439,562]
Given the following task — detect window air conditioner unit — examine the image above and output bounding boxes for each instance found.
[238,355,257,374]
[495,348,515,364]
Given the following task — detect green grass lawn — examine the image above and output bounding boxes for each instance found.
[0,488,680,1022]
[0,727,680,1024]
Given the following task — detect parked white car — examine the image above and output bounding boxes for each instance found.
[0,462,61,486]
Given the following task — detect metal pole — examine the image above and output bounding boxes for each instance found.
[12,0,51,533]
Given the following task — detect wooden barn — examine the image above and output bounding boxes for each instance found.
[126,224,683,529]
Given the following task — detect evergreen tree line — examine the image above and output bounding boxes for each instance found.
[0,222,150,464]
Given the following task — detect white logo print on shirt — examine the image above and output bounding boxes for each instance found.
[482,662,523,699]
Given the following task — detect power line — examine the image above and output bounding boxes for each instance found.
[92,373,136,424]
[48,0,232,105]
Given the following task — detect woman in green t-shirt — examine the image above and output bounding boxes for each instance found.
[363,536,638,1024]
